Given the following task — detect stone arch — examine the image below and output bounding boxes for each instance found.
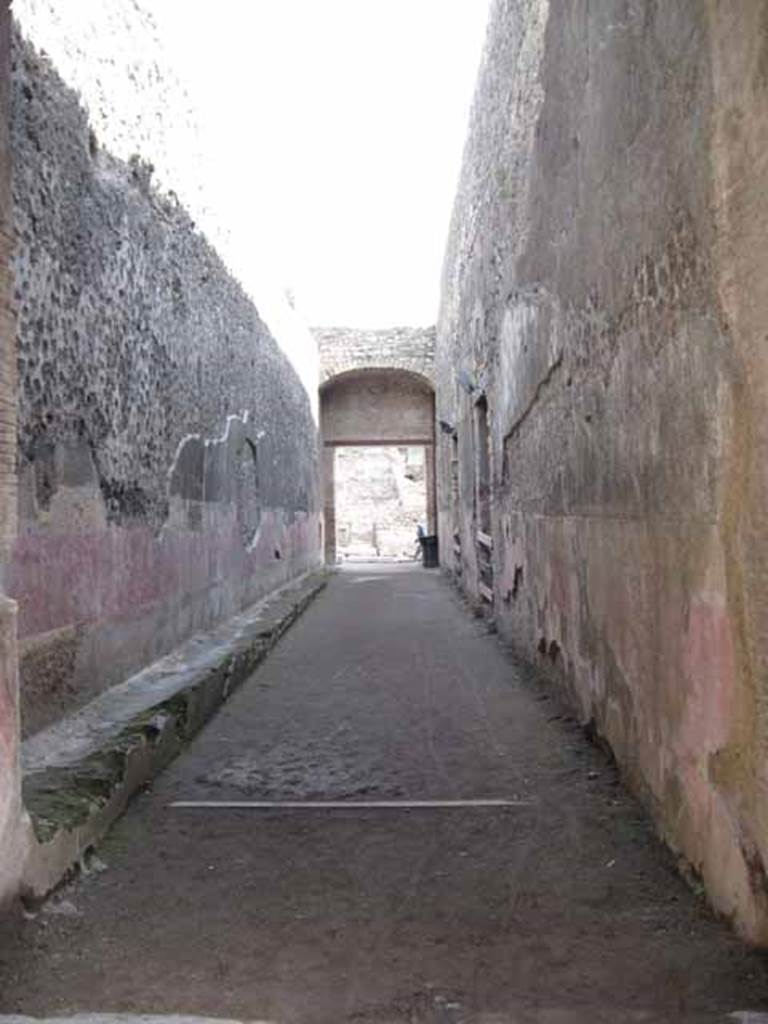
[313,326,436,388]
[320,366,436,563]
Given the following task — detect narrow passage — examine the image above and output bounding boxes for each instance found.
[1,566,766,1023]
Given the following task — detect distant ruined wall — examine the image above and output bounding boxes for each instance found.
[335,446,426,560]
[437,0,768,942]
[10,2,321,737]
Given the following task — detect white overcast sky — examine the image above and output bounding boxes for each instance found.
[153,1,490,328]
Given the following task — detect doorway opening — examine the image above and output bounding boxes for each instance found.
[474,395,491,534]
[474,395,494,604]
[334,445,427,561]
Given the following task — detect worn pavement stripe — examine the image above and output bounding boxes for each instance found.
[169,798,534,809]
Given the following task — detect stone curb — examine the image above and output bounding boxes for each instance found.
[0,1012,764,1023]
[20,571,329,901]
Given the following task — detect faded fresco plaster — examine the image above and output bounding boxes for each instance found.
[437,0,768,941]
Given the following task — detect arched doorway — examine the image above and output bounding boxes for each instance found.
[320,368,436,563]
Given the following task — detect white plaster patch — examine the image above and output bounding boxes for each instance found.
[171,799,532,809]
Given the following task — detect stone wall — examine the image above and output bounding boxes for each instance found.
[321,370,435,448]
[10,4,321,736]
[314,326,435,385]
[437,0,768,942]
[0,0,27,909]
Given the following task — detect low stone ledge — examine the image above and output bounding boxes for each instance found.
[20,571,328,900]
[0,1011,765,1024]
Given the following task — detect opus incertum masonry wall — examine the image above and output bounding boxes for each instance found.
[10,1,322,738]
[436,0,768,942]
[0,0,26,910]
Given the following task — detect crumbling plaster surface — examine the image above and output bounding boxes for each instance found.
[436,0,768,942]
[10,8,321,736]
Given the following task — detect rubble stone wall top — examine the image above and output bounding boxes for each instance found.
[314,326,436,386]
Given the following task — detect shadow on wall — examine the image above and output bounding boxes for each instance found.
[10,27,322,737]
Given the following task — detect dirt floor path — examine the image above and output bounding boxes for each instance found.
[1,565,767,1023]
